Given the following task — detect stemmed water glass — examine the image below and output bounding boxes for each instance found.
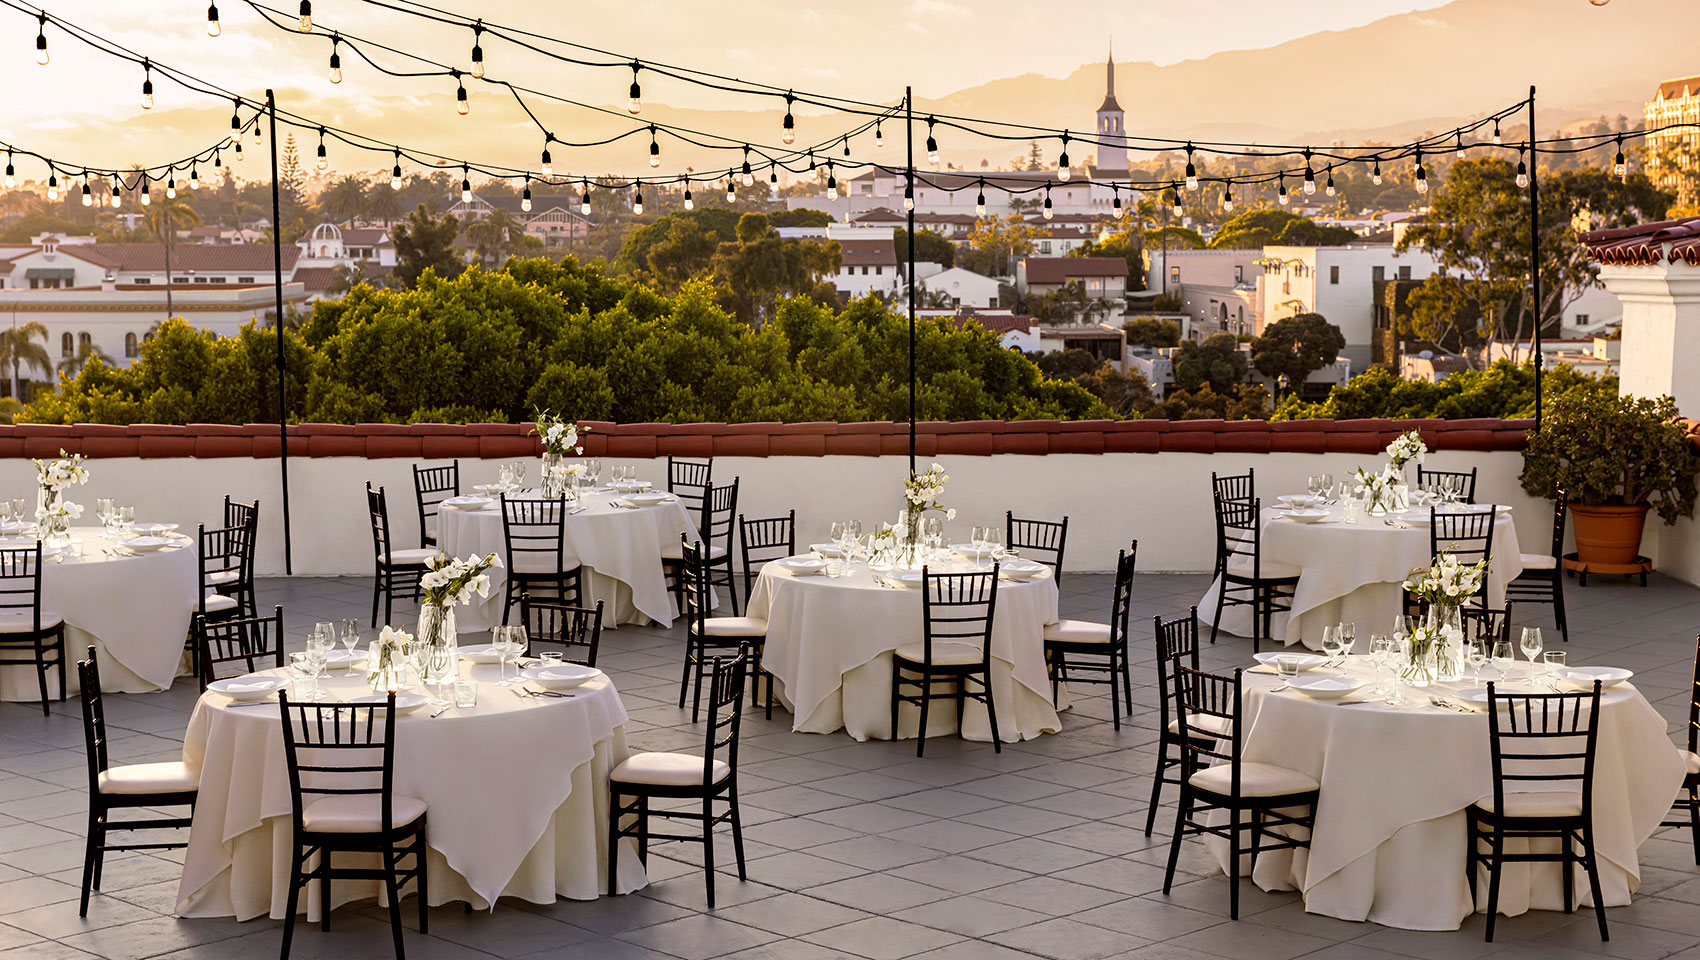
[1320,626,1342,667]
[1467,638,1488,687]
[1490,640,1516,683]
[94,499,112,534]
[513,461,527,489]
[490,626,515,686]
[1543,650,1566,691]
[1321,474,1337,502]
[585,459,602,489]
[830,521,847,555]
[1307,475,1324,500]
[339,619,360,675]
[1334,622,1356,660]
[1519,627,1543,680]
[922,516,944,560]
[983,527,1004,562]
[1367,635,1391,694]
[116,506,135,538]
[11,499,25,530]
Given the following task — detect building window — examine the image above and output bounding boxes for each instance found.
[124,332,138,357]
[1398,265,1412,280]
[208,277,226,284]
[134,278,150,284]
[193,276,208,284]
[874,266,882,276]
[1170,266,1180,285]
[1575,313,1589,325]
[61,332,73,357]
[1372,266,1386,283]
[78,332,91,350]
[1329,265,1340,285]
[239,276,255,284]
[1234,265,1244,283]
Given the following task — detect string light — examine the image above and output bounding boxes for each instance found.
[903,178,914,211]
[627,63,642,115]
[140,178,150,205]
[925,118,939,167]
[842,137,850,158]
[140,59,154,110]
[297,0,312,32]
[459,164,471,203]
[81,177,91,207]
[874,123,883,148]
[580,179,592,216]
[649,127,660,168]
[35,14,47,65]
[825,161,837,199]
[1413,148,1427,195]
[975,179,986,217]
[207,2,220,37]
[726,176,737,203]
[213,150,221,169]
[230,99,242,144]
[740,146,754,186]
[455,71,469,115]
[1612,136,1626,179]
[1516,147,1529,189]
[1057,133,1071,182]
[1278,173,1289,206]
[469,22,484,79]
[521,177,531,212]
[253,116,262,146]
[632,184,643,216]
[1222,183,1234,212]
[1372,158,1382,186]
[189,165,199,189]
[46,171,58,201]
[1184,143,1198,192]
[1455,131,1465,159]
[682,182,693,210]
[1492,120,1502,145]
[233,140,243,161]
[328,35,342,84]
[166,174,176,199]
[769,167,779,198]
[782,94,796,144]
[1169,183,1182,219]
[390,149,402,189]
[1325,169,1335,197]
[540,137,553,176]
[316,128,327,170]
[1302,150,1316,195]
[1111,186,1123,220]
[3,152,11,189]
[1042,185,1053,220]
[110,174,122,208]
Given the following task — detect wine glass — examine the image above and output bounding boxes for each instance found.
[513,461,527,489]
[844,520,862,550]
[339,619,360,675]
[1391,615,1412,644]
[1321,474,1337,502]
[1490,640,1516,682]
[830,521,847,552]
[922,516,944,559]
[1335,622,1356,659]
[1467,638,1488,687]
[983,528,1004,562]
[1519,627,1543,675]
[585,459,602,488]
[94,498,111,529]
[1320,626,1342,667]
[1368,635,1391,694]
[1307,475,1324,499]
[117,506,135,537]
[491,626,514,686]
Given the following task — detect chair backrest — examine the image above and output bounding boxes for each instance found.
[1105,542,1138,649]
[1684,633,1699,756]
[739,510,795,586]
[1172,664,1242,782]
[1154,607,1201,735]
[701,646,749,783]
[1417,465,1479,504]
[280,691,402,835]
[501,495,569,577]
[1429,507,1496,602]
[1214,495,1265,574]
[1006,512,1069,581]
[1458,602,1514,648]
[668,457,713,516]
[920,567,998,668]
[195,605,286,689]
[518,594,604,666]
[0,544,46,631]
[679,537,713,637]
[223,496,259,584]
[78,646,110,787]
[198,522,250,613]
[699,478,739,556]
[1485,681,1602,821]
[366,482,397,565]
[1548,490,1569,560]
[413,461,460,546]
[1212,469,1254,504]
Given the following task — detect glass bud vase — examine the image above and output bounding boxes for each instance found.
[541,451,565,498]
[417,602,458,685]
[37,486,69,546]
[1400,629,1438,687]
[1427,603,1464,682]
[901,507,924,570]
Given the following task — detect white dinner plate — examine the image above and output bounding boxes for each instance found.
[1552,665,1634,689]
[1281,509,1331,524]
[623,492,672,506]
[458,643,506,664]
[998,558,1047,579]
[1287,675,1368,700]
[610,480,653,493]
[121,536,173,552]
[442,495,494,509]
[808,543,844,558]
[779,557,828,575]
[1277,494,1324,506]
[1252,652,1329,672]
[885,570,925,588]
[521,664,601,691]
[208,676,290,702]
[350,692,431,714]
[130,522,179,535]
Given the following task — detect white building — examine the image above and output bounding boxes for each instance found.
[443,193,593,248]
[918,267,1002,309]
[831,226,900,299]
[1146,248,1264,337]
[1260,242,1441,369]
[1016,257,1129,303]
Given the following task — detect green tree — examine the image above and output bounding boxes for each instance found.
[1170,332,1248,395]
[709,214,842,326]
[390,204,464,288]
[1270,360,1616,421]
[276,133,307,233]
[143,191,202,323]
[1208,209,1357,249]
[1250,312,1346,398]
[320,176,369,224]
[1031,348,1102,380]
[1123,316,1180,349]
[959,215,1038,276]
[1072,229,1141,278]
[465,208,544,266]
[1144,225,1205,250]
[892,228,955,269]
[1077,364,1155,418]
[57,340,113,378]
[0,321,51,400]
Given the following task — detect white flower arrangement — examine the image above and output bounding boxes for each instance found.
[1385,429,1428,470]
[369,625,416,691]
[34,449,89,494]
[903,462,957,521]
[420,552,502,608]
[533,411,587,457]
[44,500,83,521]
[1403,551,1488,606]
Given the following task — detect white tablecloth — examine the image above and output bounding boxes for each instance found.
[1201,657,1687,930]
[438,490,704,632]
[176,662,646,920]
[747,559,1064,743]
[1199,506,1524,649]
[0,526,197,701]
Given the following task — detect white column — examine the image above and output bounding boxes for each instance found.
[1596,259,1700,417]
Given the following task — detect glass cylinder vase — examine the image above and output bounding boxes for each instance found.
[541,451,566,498]
[417,602,459,685]
[1427,603,1464,682]
[1400,629,1439,687]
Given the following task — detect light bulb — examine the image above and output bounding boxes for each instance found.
[1372,161,1382,186]
[110,178,122,208]
[1222,189,1234,212]
[1303,172,1316,195]
[1185,147,1198,191]
[1493,122,1502,145]
[1325,173,1335,197]
[769,169,779,197]
[328,47,341,84]
[1170,188,1182,218]
[253,121,262,146]
[460,169,471,203]
[3,156,12,189]
[741,165,754,188]
[317,149,327,171]
[234,141,243,161]
[456,80,469,115]
[166,176,176,199]
[1058,137,1070,181]
[628,65,642,115]
[391,153,402,190]
[140,181,151,205]
[782,101,795,144]
[726,181,736,203]
[1612,139,1626,179]
[1043,194,1054,220]
[470,40,484,79]
[141,78,153,110]
[1111,194,1123,219]
[35,16,47,65]
[231,102,242,141]
[189,167,199,188]
[580,187,591,216]
[633,190,643,216]
[1278,181,1289,206]
[47,174,58,201]
[843,138,850,158]
[826,169,837,199]
[1415,166,1428,194]
[683,186,693,211]
[874,124,883,148]
[1516,158,1529,189]
[975,185,986,217]
[297,0,312,32]
[903,182,914,211]
[649,136,660,168]
[926,121,939,166]
[82,182,92,207]
[1456,133,1465,159]
[207,3,220,36]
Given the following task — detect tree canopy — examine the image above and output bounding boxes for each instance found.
[1250,313,1346,397]
[1208,210,1358,250]
[1270,360,1616,422]
[1170,333,1248,395]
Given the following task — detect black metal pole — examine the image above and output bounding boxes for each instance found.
[905,86,917,474]
[267,90,294,574]
[1528,86,1542,432]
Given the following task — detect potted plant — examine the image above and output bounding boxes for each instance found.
[1519,392,1699,564]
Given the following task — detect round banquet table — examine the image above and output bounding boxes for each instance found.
[438,488,705,633]
[1198,504,1524,650]
[176,661,646,920]
[0,526,197,701]
[1202,656,1687,931]
[746,557,1065,743]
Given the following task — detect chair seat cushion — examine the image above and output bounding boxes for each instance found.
[702,616,767,638]
[1226,557,1301,580]
[660,543,728,561]
[1044,619,1111,644]
[1519,553,1558,571]
[0,611,64,633]
[202,593,239,614]
[1167,713,1233,739]
[207,569,242,586]
[1471,791,1584,819]
[510,557,583,576]
[611,751,730,787]
[894,641,983,666]
[1189,762,1318,798]
[383,548,437,566]
[97,760,202,795]
[301,794,427,833]
[1683,749,1700,776]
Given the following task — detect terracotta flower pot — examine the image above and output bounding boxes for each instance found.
[1568,502,1650,565]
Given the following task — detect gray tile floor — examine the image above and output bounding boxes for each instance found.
[2,571,1698,960]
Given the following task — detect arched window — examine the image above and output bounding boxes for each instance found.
[60,332,73,357]
[78,332,91,351]
[124,332,139,357]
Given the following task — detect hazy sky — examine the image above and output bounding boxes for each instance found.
[0,0,1455,172]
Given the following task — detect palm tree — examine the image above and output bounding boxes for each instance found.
[0,320,51,400]
[145,192,202,322]
[320,176,368,224]
[366,185,404,228]
[56,340,111,379]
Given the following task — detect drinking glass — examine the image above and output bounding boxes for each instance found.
[922,516,943,558]
[313,621,335,651]
[1335,621,1356,658]
[1392,615,1413,643]
[94,498,111,527]
[1490,640,1516,681]
[1307,475,1324,499]
[339,619,360,674]
[1519,627,1543,672]
[1342,496,1360,524]
[970,525,987,556]
[288,652,317,700]
[1275,654,1303,679]
[0,503,10,524]
[1368,635,1392,694]
[1543,650,1566,690]
[513,461,527,488]
[497,464,514,492]
[830,521,847,551]
[844,520,861,544]
[586,459,602,487]
[983,528,1004,561]
[118,506,135,536]
[1321,474,1336,501]
[453,680,478,708]
[539,650,564,670]
[1320,626,1342,666]
[1467,639,1488,687]
[11,500,25,524]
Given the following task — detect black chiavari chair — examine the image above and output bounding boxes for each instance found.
[194,605,286,691]
[891,567,1001,757]
[667,456,713,518]
[1507,492,1570,643]
[1417,465,1479,504]
[1430,506,1497,606]
[499,495,584,623]
[677,537,769,721]
[217,495,259,616]
[738,510,795,601]
[0,543,65,714]
[1044,542,1136,729]
[412,461,459,548]
[1143,607,1232,837]
[1006,512,1069,582]
[366,483,433,628]
[1210,496,1300,652]
[1212,468,1255,504]
[517,593,604,666]
[1661,633,1699,863]
[664,478,741,617]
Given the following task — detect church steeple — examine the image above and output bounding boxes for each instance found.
[1095,41,1126,170]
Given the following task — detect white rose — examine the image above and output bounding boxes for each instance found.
[945,508,957,520]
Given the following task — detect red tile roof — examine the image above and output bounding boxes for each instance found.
[839,238,897,267]
[948,311,1034,336]
[1580,216,1700,266]
[852,208,905,223]
[1023,257,1128,284]
[1656,76,1700,100]
[58,243,300,273]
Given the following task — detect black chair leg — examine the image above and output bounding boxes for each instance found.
[678,641,694,710]
[889,673,901,743]
[320,851,331,932]
[701,797,716,911]
[1484,828,1504,942]
[1163,791,1191,895]
[281,854,303,960]
[915,676,931,758]
[1583,833,1609,941]
[383,853,406,960]
[371,574,381,628]
[416,832,429,934]
[729,788,747,881]
[981,673,1002,753]
[1108,651,1122,732]
[1228,806,1241,921]
[78,807,99,917]
[606,793,621,897]
[1144,738,1169,837]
